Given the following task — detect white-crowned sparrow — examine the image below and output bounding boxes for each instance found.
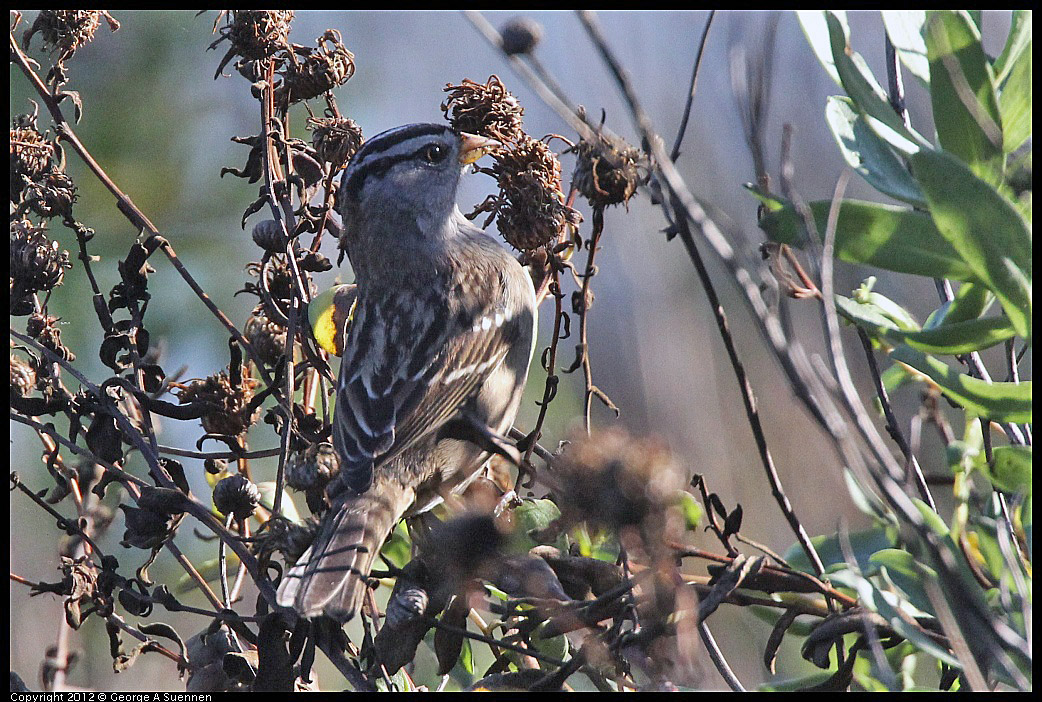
[276,123,536,622]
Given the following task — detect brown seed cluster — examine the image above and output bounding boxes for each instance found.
[308,116,364,171]
[22,10,120,64]
[553,427,685,530]
[442,76,525,145]
[243,303,288,368]
[10,111,79,222]
[10,113,54,201]
[444,75,579,251]
[279,30,355,104]
[10,354,38,399]
[285,441,340,492]
[213,474,261,521]
[571,131,648,208]
[493,137,581,252]
[211,10,294,66]
[26,311,75,361]
[500,17,544,56]
[10,219,71,303]
[177,364,260,438]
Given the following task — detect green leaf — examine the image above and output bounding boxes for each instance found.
[881,11,931,85]
[938,282,994,325]
[460,637,474,674]
[925,11,1004,184]
[845,567,961,668]
[993,10,1032,85]
[912,498,950,536]
[910,148,1032,338]
[1021,494,1032,554]
[512,498,563,550]
[797,10,847,86]
[999,39,1032,153]
[851,284,921,331]
[825,96,926,206]
[870,549,935,614]
[678,491,703,530]
[981,445,1032,495]
[838,294,1016,354]
[783,525,895,574]
[825,11,929,152]
[759,200,978,281]
[890,346,1032,423]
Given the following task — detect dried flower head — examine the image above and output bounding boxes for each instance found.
[10,219,71,298]
[442,76,525,145]
[10,354,37,399]
[285,441,340,492]
[308,116,364,170]
[22,10,119,63]
[279,30,355,104]
[254,516,320,566]
[177,364,260,437]
[553,428,685,530]
[571,130,648,208]
[21,170,79,220]
[29,555,105,629]
[500,17,544,56]
[243,303,287,368]
[26,312,75,361]
[493,136,580,251]
[10,111,55,202]
[213,474,261,521]
[119,488,188,551]
[210,10,294,77]
[250,219,286,253]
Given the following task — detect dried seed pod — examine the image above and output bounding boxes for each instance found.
[213,473,260,520]
[26,312,75,361]
[493,136,580,251]
[10,111,55,201]
[29,556,103,630]
[284,441,340,492]
[10,354,37,399]
[119,489,187,551]
[250,219,286,253]
[442,76,525,145]
[210,10,293,71]
[500,17,543,56]
[21,170,79,220]
[22,10,119,62]
[553,427,685,530]
[571,131,648,207]
[279,30,355,104]
[177,365,260,437]
[308,116,363,170]
[10,219,71,295]
[254,516,320,565]
[243,303,287,367]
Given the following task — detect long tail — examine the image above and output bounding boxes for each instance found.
[277,481,414,622]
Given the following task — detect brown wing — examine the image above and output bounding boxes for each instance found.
[330,284,525,494]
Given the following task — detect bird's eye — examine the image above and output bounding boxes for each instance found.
[422,143,447,164]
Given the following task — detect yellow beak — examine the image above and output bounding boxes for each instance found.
[458,132,502,165]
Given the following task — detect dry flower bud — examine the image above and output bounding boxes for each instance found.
[213,473,260,520]
[442,75,525,145]
[500,17,544,55]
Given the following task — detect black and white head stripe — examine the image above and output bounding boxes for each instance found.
[339,123,457,202]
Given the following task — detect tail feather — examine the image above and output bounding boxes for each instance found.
[277,483,413,622]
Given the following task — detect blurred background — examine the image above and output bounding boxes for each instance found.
[10,10,1018,691]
